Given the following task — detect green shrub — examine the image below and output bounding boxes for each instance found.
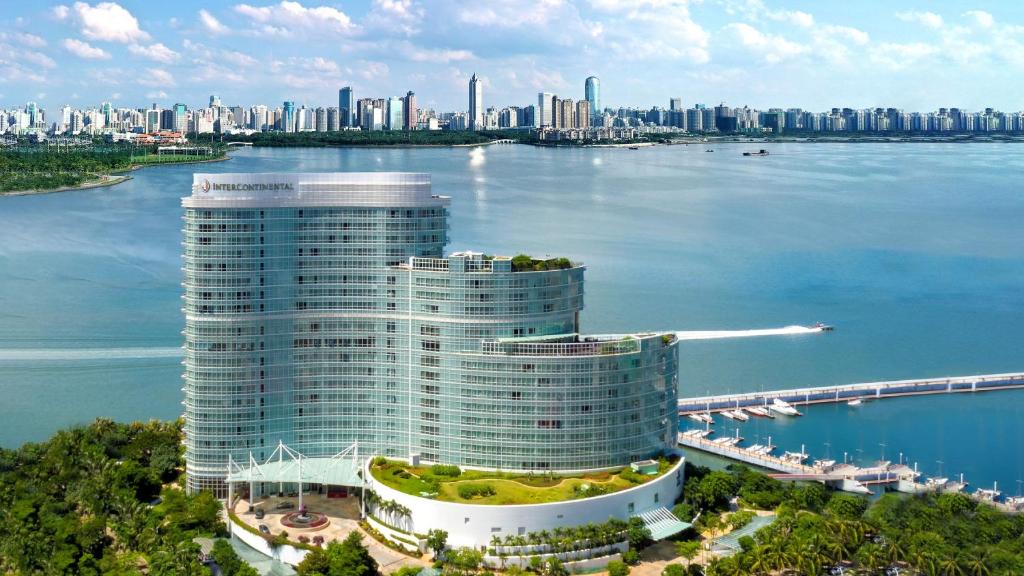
[372,456,387,466]
[622,549,640,565]
[457,483,496,499]
[431,464,462,477]
[607,560,630,576]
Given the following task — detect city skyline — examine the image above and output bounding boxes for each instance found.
[4,1,1024,112]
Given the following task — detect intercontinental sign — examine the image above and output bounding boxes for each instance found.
[200,179,294,193]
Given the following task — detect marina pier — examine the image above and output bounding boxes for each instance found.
[678,372,1024,415]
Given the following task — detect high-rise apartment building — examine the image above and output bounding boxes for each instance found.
[182,172,679,495]
[403,91,417,131]
[339,87,355,128]
[386,97,404,131]
[468,73,483,130]
[282,101,296,133]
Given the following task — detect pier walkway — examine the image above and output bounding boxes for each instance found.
[678,372,1024,415]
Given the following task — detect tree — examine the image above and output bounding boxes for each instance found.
[825,493,867,520]
[298,533,380,576]
[607,560,630,576]
[545,555,568,576]
[211,539,242,576]
[662,564,686,576]
[676,541,701,565]
[626,517,652,549]
[445,547,483,575]
[427,528,449,559]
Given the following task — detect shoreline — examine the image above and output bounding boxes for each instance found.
[1,153,231,197]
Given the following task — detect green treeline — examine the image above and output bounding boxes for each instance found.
[0,148,226,193]
[0,419,225,575]
[217,129,531,147]
[679,464,1024,575]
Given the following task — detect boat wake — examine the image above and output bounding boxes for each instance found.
[675,325,825,341]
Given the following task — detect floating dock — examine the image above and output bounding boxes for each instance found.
[678,372,1024,415]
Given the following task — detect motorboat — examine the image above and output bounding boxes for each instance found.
[742,149,769,156]
[771,398,802,416]
[745,406,773,418]
[847,399,863,407]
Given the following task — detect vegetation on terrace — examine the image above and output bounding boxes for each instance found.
[369,456,678,505]
[510,254,574,272]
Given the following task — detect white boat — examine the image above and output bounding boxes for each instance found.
[720,410,740,421]
[771,398,801,416]
[745,406,773,418]
[813,459,837,470]
[781,451,808,464]
[721,437,742,447]
[746,444,763,453]
[847,399,863,406]
[1005,496,1024,509]
[975,488,1001,501]
[731,410,750,421]
[925,477,949,490]
[687,414,706,423]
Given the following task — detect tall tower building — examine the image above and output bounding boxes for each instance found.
[468,73,483,130]
[339,87,355,128]
[537,92,554,128]
[403,91,417,131]
[282,101,296,132]
[386,97,404,131]
[182,172,679,495]
[585,76,600,123]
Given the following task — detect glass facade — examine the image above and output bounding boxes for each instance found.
[182,173,678,495]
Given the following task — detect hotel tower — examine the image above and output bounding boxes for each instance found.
[182,173,678,495]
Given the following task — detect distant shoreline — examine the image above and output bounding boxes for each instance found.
[1,153,231,197]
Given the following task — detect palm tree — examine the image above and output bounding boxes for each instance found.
[940,556,966,576]
[491,534,502,556]
[961,548,992,576]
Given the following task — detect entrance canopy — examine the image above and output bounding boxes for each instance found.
[226,441,365,487]
[637,507,693,541]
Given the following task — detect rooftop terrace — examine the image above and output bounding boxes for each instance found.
[369,456,679,505]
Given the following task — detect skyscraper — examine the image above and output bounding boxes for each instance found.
[585,76,600,123]
[182,172,679,495]
[282,101,295,133]
[386,96,404,131]
[173,103,187,132]
[670,97,682,111]
[537,92,554,128]
[339,87,355,128]
[403,91,417,131]
[468,73,483,130]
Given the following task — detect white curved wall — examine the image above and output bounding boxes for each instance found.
[366,458,685,548]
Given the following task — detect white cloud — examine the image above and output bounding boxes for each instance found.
[222,50,259,67]
[71,2,149,43]
[234,1,357,36]
[822,25,870,46]
[145,90,168,99]
[870,42,940,69]
[460,0,565,28]
[400,42,475,63]
[13,33,47,48]
[895,11,944,30]
[199,9,230,34]
[356,59,389,80]
[22,51,57,69]
[139,68,176,87]
[128,43,181,62]
[964,10,994,29]
[726,22,807,63]
[62,38,111,59]
[52,5,70,19]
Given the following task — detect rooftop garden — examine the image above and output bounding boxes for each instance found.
[369,456,679,505]
[510,254,574,272]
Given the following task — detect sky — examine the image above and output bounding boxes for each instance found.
[2,0,1024,113]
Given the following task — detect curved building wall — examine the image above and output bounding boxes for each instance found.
[182,173,679,495]
[367,457,685,548]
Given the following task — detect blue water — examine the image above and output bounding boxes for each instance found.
[1,143,1023,490]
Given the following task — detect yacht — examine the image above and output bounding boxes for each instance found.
[745,406,773,418]
[771,398,802,416]
[781,451,808,464]
[847,399,863,407]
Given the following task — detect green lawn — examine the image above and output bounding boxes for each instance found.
[370,457,677,505]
